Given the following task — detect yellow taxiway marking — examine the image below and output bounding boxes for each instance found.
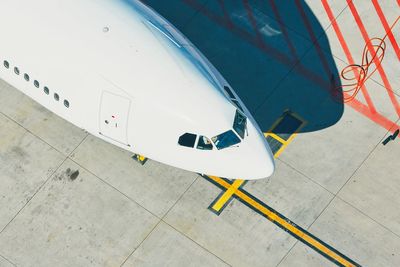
[211,111,306,214]
[211,179,244,212]
[264,111,307,158]
[206,175,359,267]
[132,154,148,165]
[206,112,359,267]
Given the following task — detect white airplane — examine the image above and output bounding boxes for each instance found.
[0,0,274,179]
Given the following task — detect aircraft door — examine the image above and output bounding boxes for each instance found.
[99,91,131,146]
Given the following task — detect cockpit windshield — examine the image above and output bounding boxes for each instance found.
[233,109,247,139]
[211,130,241,150]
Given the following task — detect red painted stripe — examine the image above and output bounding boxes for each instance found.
[398,0,400,7]
[371,0,400,61]
[295,0,333,79]
[321,0,376,112]
[183,0,296,66]
[269,0,299,60]
[347,0,400,117]
[242,0,265,48]
[217,0,234,29]
[184,0,399,133]
[347,99,398,133]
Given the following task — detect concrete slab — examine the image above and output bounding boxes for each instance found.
[245,159,333,229]
[253,46,344,133]
[164,177,298,267]
[324,1,400,95]
[351,1,400,96]
[330,55,400,123]
[278,242,336,267]
[0,159,159,267]
[308,197,400,266]
[279,104,388,194]
[70,135,199,218]
[303,1,349,33]
[0,80,87,155]
[0,255,15,267]
[0,113,65,231]
[338,129,400,236]
[123,222,228,267]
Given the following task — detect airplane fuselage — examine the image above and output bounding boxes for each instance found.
[0,0,275,179]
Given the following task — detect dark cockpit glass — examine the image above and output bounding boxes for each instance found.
[233,109,247,139]
[212,130,241,150]
[197,136,213,150]
[178,133,197,147]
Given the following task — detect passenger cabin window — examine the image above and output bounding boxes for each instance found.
[24,73,30,81]
[54,93,59,101]
[64,100,69,108]
[197,136,213,150]
[233,110,247,139]
[178,133,197,148]
[212,130,241,150]
[3,61,9,69]
[14,67,20,75]
[44,86,49,95]
[34,80,39,88]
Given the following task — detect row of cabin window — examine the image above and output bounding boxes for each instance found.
[3,60,70,108]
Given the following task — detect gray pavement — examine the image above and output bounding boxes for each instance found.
[1,1,400,267]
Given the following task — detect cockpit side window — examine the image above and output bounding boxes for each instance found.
[233,110,247,139]
[223,86,244,112]
[224,86,235,99]
[197,136,213,150]
[178,133,197,148]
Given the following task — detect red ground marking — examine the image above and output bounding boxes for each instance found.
[183,0,400,133]
[183,0,294,67]
[398,0,400,7]
[242,0,265,48]
[217,0,234,29]
[322,0,400,133]
[320,0,376,112]
[347,98,396,131]
[371,0,400,61]
[295,0,335,81]
[183,0,336,89]
[269,0,299,60]
[346,0,400,117]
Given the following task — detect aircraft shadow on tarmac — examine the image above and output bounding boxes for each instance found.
[142,0,344,134]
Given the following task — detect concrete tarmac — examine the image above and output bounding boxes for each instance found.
[0,1,400,266]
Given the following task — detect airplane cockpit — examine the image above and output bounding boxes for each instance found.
[178,109,248,151]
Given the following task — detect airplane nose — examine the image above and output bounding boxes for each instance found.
[245,121,275,179]
[253,141,275,178]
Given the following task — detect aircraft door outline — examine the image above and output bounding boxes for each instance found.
[99,91,131,146]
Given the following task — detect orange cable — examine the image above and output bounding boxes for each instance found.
[335,16,399,103]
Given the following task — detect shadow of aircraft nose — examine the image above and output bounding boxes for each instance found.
[141,0,344,134]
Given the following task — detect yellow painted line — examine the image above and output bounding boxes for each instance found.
[265,133,288,144]
[211,179,244,212]
[206,175,357,267]
[273,143,287,158]
[264,111,307,158]
[235,191,355,267]
[210,112,307,213]
[132,154,148,165]
[206,113,358,266]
